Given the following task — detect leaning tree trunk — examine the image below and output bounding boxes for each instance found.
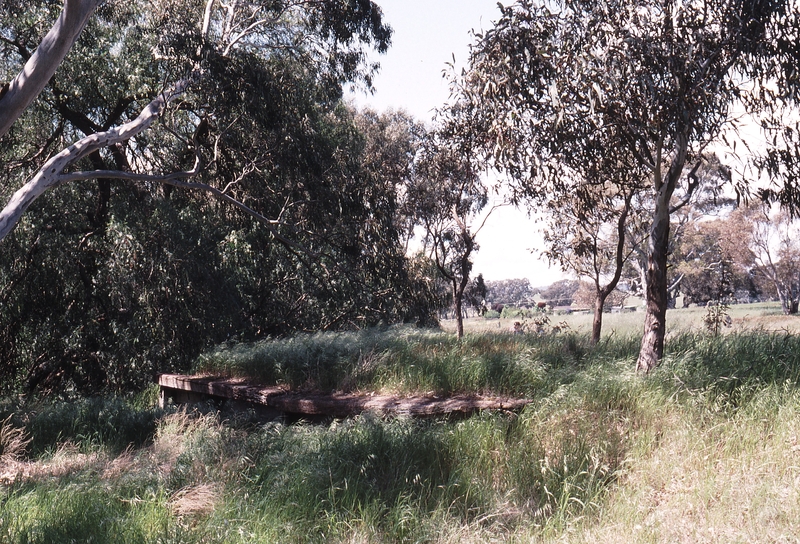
[0,92,177,240]
[0,0,100,140]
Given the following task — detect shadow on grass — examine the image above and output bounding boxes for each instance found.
[5,327,800,542]
[236,408,627,542]
[1,395,162,458]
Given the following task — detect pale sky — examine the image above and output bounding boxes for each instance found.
[347,0,567,288]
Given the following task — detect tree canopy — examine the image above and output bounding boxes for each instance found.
[0,0,449,395]
[447,0,800,370]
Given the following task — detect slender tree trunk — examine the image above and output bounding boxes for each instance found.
[636,129,689,372]
[453,264,472,339]
[591,292,607,345]
[637,205,670,372]
[590,191,632,345]
[454,288,464,338]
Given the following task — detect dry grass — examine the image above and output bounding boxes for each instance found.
[170,483,220,518]
[0,441,106,486]
[0,416,31,462]
[0,411,210,488]
[556,394,800,543]
[5,322,800,543]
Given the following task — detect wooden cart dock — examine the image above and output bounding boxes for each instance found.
[158,373,531,418]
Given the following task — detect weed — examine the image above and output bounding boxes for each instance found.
[0,416,31,462]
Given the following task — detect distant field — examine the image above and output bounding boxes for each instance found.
[441,301,800,337]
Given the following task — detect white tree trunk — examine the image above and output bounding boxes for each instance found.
[0,0,100,139]
[0,91,172,240]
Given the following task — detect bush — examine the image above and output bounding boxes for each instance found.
[500,306,533,319]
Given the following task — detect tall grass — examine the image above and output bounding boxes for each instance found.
[3,326,800,542]
[194,325,642,398]
[0,395,162,456]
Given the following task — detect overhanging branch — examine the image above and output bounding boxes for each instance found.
[58,168,316,257]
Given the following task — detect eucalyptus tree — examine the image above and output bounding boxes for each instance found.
[729,204,800,314]
[0,0,391,239]
[448,0,800,371]
[624,153,736,305]
[671,216,754,305]
[408,131,491,338]
[542,185,641,344]
[0,0,405,394]
[484,278,534,306]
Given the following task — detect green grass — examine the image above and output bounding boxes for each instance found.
[4,322,800,542]
[193,326,635,398]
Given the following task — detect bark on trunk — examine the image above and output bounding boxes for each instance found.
[636,206,670,372]
[591,293,606,345]
[636,129,689,372]
[454,289,464,338]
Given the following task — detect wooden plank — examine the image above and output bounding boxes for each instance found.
[158,374,531,417]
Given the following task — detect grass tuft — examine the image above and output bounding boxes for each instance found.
[0,416,31,463]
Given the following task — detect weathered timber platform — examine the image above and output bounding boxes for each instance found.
[158,373,531,418]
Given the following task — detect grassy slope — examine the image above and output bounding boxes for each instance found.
[2,304,800,543]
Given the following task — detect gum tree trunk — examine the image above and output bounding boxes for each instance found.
[591,294,606,345]
[0,0,100,140]
[590,191,633,345]
[454,280,465,338]
[636,193,671,372]
[636,129,689,372]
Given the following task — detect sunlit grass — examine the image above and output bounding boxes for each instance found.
[444,301,800,338]
[4,322,800,542]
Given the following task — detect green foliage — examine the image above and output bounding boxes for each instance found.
[485,277,534,305]
[0,1,437,397]
[0,485,187,544]
[500,305,535,319]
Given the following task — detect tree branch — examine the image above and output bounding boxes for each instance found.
[58,168,317,257]
[0,0,101,140]
[0,80,188,240]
